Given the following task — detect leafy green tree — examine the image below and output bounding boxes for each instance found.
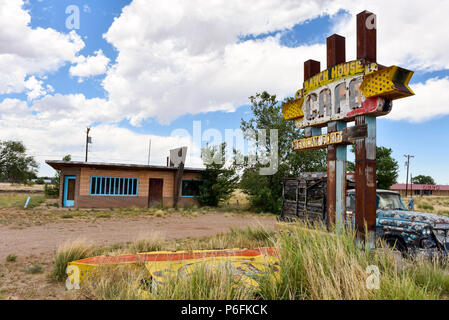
[411,175,435,185]
[197,144,239,207]
[239,91,326,213]
[0,141,38,183]
[376,147,399,189]
[347,146,399,190]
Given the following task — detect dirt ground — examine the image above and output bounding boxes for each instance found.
[0,213,275,260]
[0,211,276,300]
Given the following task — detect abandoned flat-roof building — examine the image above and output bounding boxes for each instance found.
[390,184,449,197]
[45,160,204,208]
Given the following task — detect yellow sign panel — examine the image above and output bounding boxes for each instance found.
[292,131,344,151]
[66,248,280,295]
[360,66,414,100]
[282,97,304,120]
[144,249,279,290]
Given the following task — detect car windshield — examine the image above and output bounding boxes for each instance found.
[377,193,407,211]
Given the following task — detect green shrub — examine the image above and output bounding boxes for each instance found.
[35,178,45,185]
[418,202,435,211]
[25,263,43,274]
[6,254,17,262]
[44,183,59,198]
[438,210,449,217]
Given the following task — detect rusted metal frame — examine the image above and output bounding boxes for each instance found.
[304,126,322,221]
[327,122,337,230]
[325,33,346,231]
[354,116,377,247]
[357,11,376,63]
[327,34,346,69]
[355,116,367,239]
[335,122,347,231]
[365,116,377,247]
[173,162,184,208]
[304,60,321,82]
[355,10,377,246]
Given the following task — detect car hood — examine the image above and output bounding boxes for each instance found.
[378,210,449,228]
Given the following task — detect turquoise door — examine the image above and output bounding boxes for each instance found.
[63,176,76,207]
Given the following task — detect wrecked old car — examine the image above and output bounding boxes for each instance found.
[347,190,449,255]
[280,175,449,255]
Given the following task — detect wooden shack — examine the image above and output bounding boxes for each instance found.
[280,173,355,224]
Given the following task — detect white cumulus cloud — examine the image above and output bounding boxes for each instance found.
[70,49,110,81]
[100,0,449,125]
[0,0,84,94]
[102,0,341,125]
[386,77,449,122]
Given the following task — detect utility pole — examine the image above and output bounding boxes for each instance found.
[85,127,91,162]
[404,154,414,197]
[147,139,151,165]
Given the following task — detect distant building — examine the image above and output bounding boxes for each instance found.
[45,160,204,208]
[390,184,449,197]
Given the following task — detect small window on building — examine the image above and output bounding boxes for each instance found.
[414,190,421,196]
[181,180,202,197]
[90,177,138,196]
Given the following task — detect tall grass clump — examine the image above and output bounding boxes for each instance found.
[257,222,439,300]
[128,232,165,253]
[408,257,449,296]
[81,264,148,300]
[180,226,274,251]
[149,262,255,300]
[50,239,95,281]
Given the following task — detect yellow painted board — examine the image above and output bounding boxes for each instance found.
[282,98,304,120]
[360,66,414,100]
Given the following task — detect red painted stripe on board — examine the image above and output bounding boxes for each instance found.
[73,248,278,266]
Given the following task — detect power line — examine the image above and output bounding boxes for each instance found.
[404,154,414,197]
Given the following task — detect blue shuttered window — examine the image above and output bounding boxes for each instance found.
[90,176,139,196]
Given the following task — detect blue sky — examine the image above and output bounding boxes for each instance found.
[1,0,448,184]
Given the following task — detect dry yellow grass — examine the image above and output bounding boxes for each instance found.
[403,196,449,216]
[0,183,44,192]
[225,189,249,207]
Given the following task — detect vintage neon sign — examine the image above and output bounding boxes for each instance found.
[282,60,414,129]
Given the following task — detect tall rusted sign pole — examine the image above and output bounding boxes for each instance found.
[282,10,415,244]
[355,11,377,246]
